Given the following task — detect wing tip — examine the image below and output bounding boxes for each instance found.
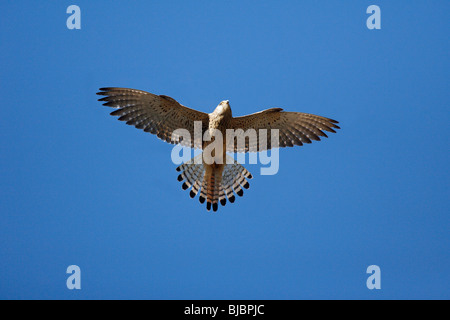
[328,118,339,124]
[97,87,112,94]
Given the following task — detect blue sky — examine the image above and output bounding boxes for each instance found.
[0,1,448,299]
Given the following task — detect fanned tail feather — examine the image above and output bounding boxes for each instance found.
[176,154,252,212]
[221,155,252,204]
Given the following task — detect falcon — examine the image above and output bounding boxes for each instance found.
[97,87,340,212]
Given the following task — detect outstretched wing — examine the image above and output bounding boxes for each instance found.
[228,108,340,152]
[97,87,209,148]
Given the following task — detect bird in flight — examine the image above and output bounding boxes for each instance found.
[97,87,340,212]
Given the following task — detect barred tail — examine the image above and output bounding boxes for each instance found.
[176,154,205,198]
[221,156,252,204]
[176,155,252,212]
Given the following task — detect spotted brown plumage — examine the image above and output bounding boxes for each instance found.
[97,87,209,148]
[228,109,340,152]
[97,87,339,212]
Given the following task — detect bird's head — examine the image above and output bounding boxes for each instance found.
[214,100,232,117]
